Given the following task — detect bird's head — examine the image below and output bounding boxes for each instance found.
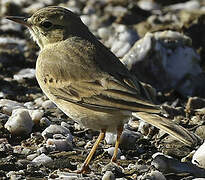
[6,6,88,49]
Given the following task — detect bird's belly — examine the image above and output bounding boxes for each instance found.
[54,99,131,132]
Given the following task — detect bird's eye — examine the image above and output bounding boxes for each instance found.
[41,21,53,29]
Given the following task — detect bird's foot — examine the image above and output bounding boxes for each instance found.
[65,164,91,174]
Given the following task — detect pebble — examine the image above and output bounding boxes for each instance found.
[137,0,160,11]
[1,19,22,32]
[32,153,53,166]
[27,153,38,161]
[13,146,32,155]
[98,27,111,40]
[0,141,13,152]
[105,129,141,149]
[140,170,166,180]
[195,125,205,139]
[4,108,34,135]
[55,171,94,180]
[108,25,138,58]
[80,14,100,30]
[13,68,36,82]
[36,144,56,155]
[46,133,73,151]
[152,153,205,176]
[42,124,71,139]
[24,102,35,109]
[0,99,24,115]
[39,117,51,127]
[186,97,205,112]
[6,170,25,180]
[167,0,200,11]
[42,100,56,109]
[138,121,151,136]
[105,132,116,145]
[34,97,46,106]
[120,129,141,149]
[61,121,71,130]
[192,142,205,169]
[122,30,202,96]
[28,109,44,124]
[102,162,124,176]
[105,147,122,159]
[24,2,45,14]
[36,146,49,154]
[102,171,115,180]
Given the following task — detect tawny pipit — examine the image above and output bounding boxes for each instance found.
[6,6,200,173]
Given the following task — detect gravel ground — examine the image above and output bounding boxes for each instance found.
[1,0,205,179]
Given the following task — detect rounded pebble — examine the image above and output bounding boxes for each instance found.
[32,153,53,165]
[42,124,71,139]
[46,134,73,151]
[105,147,121,159]
[5,108,34,135]
[102,171,115,180]
[13,68,35,82]
[28,109,44,124]
[42,100,56,109]
[192,142,205,169]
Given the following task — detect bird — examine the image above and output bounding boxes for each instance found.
[6,6,201,173]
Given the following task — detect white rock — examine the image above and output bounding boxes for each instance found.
[6,170,25,179]
[167,0,200,11]
[61,122,71,130]
[5,109,34,135]
[27,153,38,160]
[115,43,132,58]
[13,68,35,82]
[80,15,91,27]
[111,6,127,17]
[42,124,71,139]
[98,27,110,40]
[122,30,202,96]
[34,97,45,106]
[56,171,82,179]
[0,99,23,115]
[105,130,140,148]
[42,100,56,109]
[105,132,117,145]
[32,153,53,165]
[23,102,34,109]
[152,153,205,176]
[28,109,44,124]
[109,25,138,58]
[1,19,22,32]
[138,0,160,10]
[46,134,73,151]
[102,171,115,180]
[74,122,84,131]
[105,147,121,159]
[192,142,205,168]
[83,4,96,15]
[142,170,166,180]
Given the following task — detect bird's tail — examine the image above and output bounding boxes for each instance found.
[133,112,202,147]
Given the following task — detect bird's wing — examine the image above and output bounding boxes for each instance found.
[37,37,160,113]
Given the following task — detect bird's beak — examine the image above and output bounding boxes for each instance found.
[5,16,31,28]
